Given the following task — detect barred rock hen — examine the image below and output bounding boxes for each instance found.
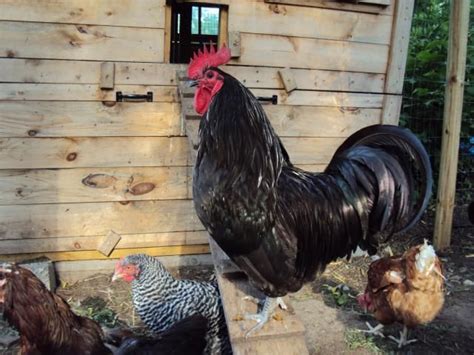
[0,263,111,355]
[188,45,433,333]
[106,314,208,355]
[357,241,445,348]
[112,254,231,355]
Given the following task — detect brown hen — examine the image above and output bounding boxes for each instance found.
[357,240,445,348]
[0,263,111,355]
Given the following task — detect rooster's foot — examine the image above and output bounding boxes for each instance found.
[388,326,417,348]
[276,297,288,310]
[359,322,385,338]
[244,312,269,337]
[244,297,283,337]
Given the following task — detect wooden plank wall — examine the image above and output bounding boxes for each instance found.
[0,0,410,270]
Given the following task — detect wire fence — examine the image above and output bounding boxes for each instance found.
[400,0,473,206]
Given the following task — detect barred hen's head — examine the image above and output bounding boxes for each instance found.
[188,44,231,116]
[112,257,141,283]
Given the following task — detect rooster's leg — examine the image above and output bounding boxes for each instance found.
[359,322,385,338]
[388,325,417,348]
[244,297,284,337]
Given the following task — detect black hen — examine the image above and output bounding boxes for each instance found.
[111,314,208,355]
[189,46,432,330]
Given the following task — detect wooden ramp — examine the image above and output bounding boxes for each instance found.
[177,73,308,354]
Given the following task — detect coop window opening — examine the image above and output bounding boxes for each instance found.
[169,2,226,64]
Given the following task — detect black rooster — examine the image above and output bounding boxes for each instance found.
[189,45,432,333]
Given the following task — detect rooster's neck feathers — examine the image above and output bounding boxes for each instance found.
[198,70,284,188]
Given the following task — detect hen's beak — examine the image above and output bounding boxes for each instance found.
[187,79,198,87]
[111,272,122,282]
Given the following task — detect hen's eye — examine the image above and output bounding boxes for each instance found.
[206,71,214,79]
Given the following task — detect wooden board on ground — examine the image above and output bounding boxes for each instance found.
[209,239,308,354]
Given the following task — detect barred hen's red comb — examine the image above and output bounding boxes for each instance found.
[188,44,231,79]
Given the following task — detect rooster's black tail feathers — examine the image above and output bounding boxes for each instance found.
[326,124,432,254]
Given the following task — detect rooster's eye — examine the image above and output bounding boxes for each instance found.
[206,71,214,79]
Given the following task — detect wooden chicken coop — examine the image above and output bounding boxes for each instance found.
[0,0,413,280]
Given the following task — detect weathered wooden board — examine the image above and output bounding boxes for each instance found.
[0,59,385,93]
[434,0,470,250]
[0,59,184,85]
[235,33,389,73]
[0,0,166,28]
[226,66,386,92]
[266,106,381,136]
[0,21,164,62]
[97,230,122,256]
[264,0,393,15]
[230,1,392,45]
[0,84,178,102]
[381,95,402,125]
[295,164,326,172]
[0,167,190,204]
[0,244,210,262]
[0,137,343,169]
[0,102,181,137]
[384,0,415,94]
[0,137,189,169]
[209,239,308,354]
[54,254,213,283]
[0,84,386,107]
[253,90,385,108]
[0,231,208,254]
[100,62,115,89]
[0,200,203,240]
[282,137,344,164]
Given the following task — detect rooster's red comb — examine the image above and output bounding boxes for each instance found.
[188,44,231,79]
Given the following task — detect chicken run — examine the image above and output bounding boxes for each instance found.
[0,1,474,354]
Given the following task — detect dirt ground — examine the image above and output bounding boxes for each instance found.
[1,205,473,354]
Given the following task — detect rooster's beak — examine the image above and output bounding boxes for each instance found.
[188,80,198,87]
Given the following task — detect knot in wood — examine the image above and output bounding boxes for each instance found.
[102,101,116,107]
[28,129,37,137]
[67,152,77,161]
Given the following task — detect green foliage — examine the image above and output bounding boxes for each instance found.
[402,0,474,203]
[323,284,350,307]
[75,296,119,328]
[344,329,381,353]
